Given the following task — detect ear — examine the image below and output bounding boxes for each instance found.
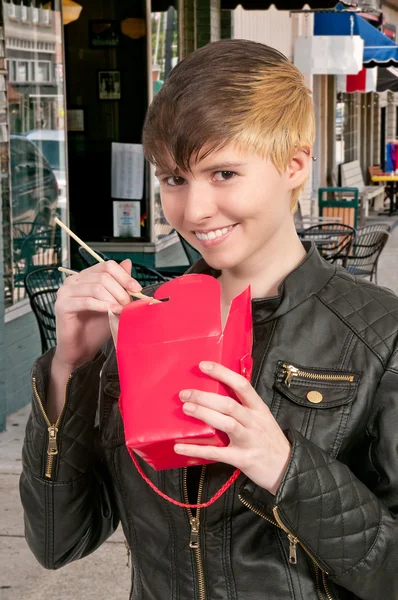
[285,148,312,191]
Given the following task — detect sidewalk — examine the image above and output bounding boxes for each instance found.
[0,409,131,600]
[1,219,398,599]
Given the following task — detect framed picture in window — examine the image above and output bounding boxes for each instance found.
[89,20,120,48]
[98,70,121,100]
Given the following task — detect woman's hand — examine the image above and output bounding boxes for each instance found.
[54,259,142,370]
[174,361,291,495]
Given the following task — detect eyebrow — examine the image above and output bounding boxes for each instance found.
[199,162,247,173]
[155,162,247,177]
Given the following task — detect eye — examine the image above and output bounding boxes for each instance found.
[213,171,236,181]
[164,176,186,187]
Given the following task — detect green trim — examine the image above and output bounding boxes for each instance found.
[318,187,359,229]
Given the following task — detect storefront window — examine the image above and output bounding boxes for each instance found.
[151,8,178,241]
[2,0,68,307]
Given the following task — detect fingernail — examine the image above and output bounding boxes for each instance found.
[129,281,142,292]
[200,361,213,371]
[179,390,192,400]
[174,444,183,453]
[183,402,196,413]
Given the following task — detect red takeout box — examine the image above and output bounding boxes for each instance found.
[116,274,253,471]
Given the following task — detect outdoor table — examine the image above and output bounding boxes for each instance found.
[371,175,398,216]
[297,228,354,262]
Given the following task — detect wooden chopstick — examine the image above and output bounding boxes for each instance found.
[54,217,159,303]
[58,266,77,276]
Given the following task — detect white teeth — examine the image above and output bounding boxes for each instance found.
[195,225,233,241]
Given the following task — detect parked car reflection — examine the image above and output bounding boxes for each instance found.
[24,129,66,203]
[9,135,60,303]
[10,134,59,228]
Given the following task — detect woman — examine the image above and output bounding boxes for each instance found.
[21,40,398,599]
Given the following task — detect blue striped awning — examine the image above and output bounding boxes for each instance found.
[314,11,398,68]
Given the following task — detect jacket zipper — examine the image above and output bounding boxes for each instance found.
[238,495,334,600]
[281,363,355,388]
[183,465,207,600]
[124,539,131,567]
[32,375,72,479]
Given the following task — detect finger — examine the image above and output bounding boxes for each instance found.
[180,390,251,427]
[199,362,263,410]
[182,402,245,440]
[81,260,142,293]
[120,258,132,275]
[60,282,117,305]
[174,442,232,464]
[66,272,132,306]
[56,296,119,314]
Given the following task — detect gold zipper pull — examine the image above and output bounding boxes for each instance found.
[283,365,299,387]
[47,425,59,455]
[124,540,131,567]
[288,534,298,565]
[189,517,200,549]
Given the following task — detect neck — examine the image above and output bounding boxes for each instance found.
[219,225,307,307]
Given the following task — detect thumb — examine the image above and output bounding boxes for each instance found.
[120,258,132,275]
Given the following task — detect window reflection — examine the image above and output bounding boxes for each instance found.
[151,8,178,241]
[2,0,67,306]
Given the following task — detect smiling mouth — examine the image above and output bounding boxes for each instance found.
[194,225,236,241]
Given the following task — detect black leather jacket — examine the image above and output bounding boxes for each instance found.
[20,244,398,599]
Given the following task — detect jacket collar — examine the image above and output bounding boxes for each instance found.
[186,242,336,324]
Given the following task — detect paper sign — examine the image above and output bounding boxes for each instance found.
[67,109,84,131]
[113,200,141,237]
[111,142,144,200]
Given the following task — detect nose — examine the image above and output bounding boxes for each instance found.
[183,182,217,225]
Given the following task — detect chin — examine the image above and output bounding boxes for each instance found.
[201,252,241,272]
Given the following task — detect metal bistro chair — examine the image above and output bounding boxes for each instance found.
[14,227,62,302]
[356,223,392,235]
[343,230,390,284]
[19,227,62,273]
[298,223,356,264]
[24,267,65,354]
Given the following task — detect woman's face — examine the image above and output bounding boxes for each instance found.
[156,144,309,274]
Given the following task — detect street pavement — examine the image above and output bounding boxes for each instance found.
[1,218,398,599]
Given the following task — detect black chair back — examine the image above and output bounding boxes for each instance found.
[357,223,391,235]
[24,267,65,354]
[298,223,356,263]
[24,266,64,296]
[29,288,59,354]
[344,230,389,283]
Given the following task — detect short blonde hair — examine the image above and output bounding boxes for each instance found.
[143,39,315,211]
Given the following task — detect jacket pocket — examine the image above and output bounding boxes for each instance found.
[272,361,361,456]
[99,372,125,448]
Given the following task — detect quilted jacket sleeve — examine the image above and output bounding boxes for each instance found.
[242,357,398,600]
[19,347,120,569]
